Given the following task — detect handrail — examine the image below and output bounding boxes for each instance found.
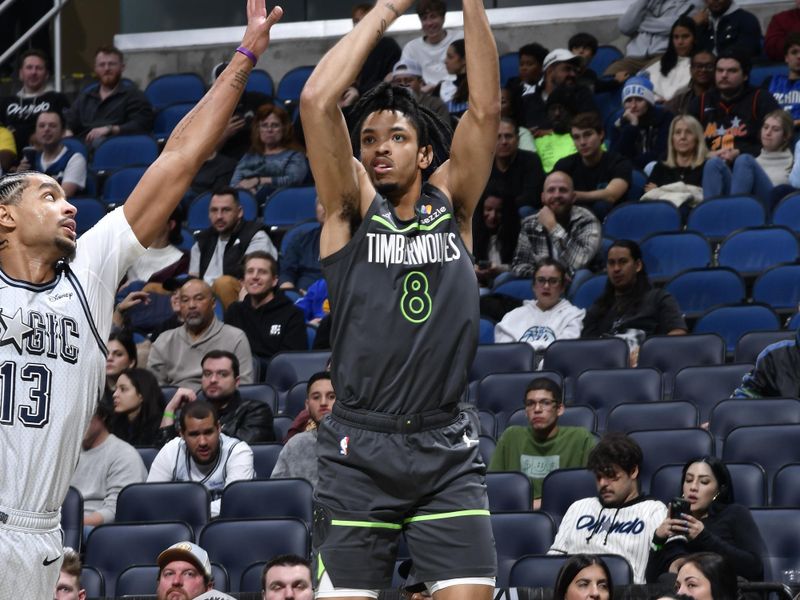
[0,0,71,92]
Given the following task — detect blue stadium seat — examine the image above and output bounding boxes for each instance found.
[790,312,800,329]
[200,518,310,593]
[722,425,800,500]
[649,462,766,508]
[276,66,315,103]
[469,343,536,382]
[640,232,712,281]
[237,383,278,414]
[509,553,633,588]
[81,566,105,599]
[479,434,496,465]
[542,338,629,402]
[626,169,647,203]
[606,401,697,435]
[486,472,532,512]
[61,486,83,553]
[772,464,800,507]
[475,371,562,430]
[499,52,519,86]
[250,443,284,478]
[84,521,194,596]
[540,468,597,526]
[772,192,800,232]
[492,278,534,300]
[115,482,210,537]
[178,227,195,251]
[492,512,556,587]
[263,186,317,229]
[264,350,330,392]
[638,333,726,401]
[717,226,799,277]
[479,317,495,344]
[628,429,713,494]
[589,46,624,75]
[220,479,313,525]
[686,195,765,241]
[672,363,754,423]
[240,561,268,593]
[594,88,622,125]
[752,264,800,314]
[664,268,746,318]
[145,73,205,110]
[478,410,496,437]
[63,136,88,158]
[91,134,159,174]
[273,415,293,441]
[503,405,597,435]
[568,274,607,310]
[153,102,195,141]
[281,381,308,417]
[710,399,800,457]
[101,166,147,205]
[279,220,320,254]
[735,330,797,364]
[693,304,781,354]
[72,198,107,235]
[246,69,275,96]
[574,368,662,431]
[603,200,681,242]
[750,63,788,87]
[187,190,258,231]
[750,508,800,581]
[136,446,159,471]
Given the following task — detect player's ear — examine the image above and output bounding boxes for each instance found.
[418,144,434,170]
[0,203,16,230]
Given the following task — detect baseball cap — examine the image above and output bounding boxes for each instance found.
[542,49,583,72]
[392,59,423,80]
[157,541,213,580]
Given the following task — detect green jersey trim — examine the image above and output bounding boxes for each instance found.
[330,519,403,530]
[403,509,491,524]
[370,213,453,233]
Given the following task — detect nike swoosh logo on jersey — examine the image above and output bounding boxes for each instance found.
[42,555,62,566]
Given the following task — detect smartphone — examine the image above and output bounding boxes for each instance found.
[670,497,690,519]
[22,146,37,165]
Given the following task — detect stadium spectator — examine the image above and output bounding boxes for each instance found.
[148,278,254,387]
[121,204,188,288]
[763,32,800,127]
[765,0,800,62]
[156,542,214,599]
[70,402,147,528]
[109,367,165,446]
[190,150,239,197]
[352,3,401,96]
[279,199,323,293]
[533,87,579,173]
[472,189,520,288]
[569,33,599,90]
[399,0,459,90]
[611,77,673,171]
[0,125,15,172]
[647,457,765,582]
[230,104,309,203]
[694,0,761,58]
[665,50,716,115]
[489,376,594,508]
[582,240,686,363]
[687,49,780,158]
[103,331,138,406]
[272,372,335,487]
[732,328,800,398]
[148,401,254,517]
[553,112,632,219]
[159,349,275,445]
[54,549,86,600]
[553,555,613,600]
[676,553,739,600]
[643,16,698,103]
[0,49,70,151]
[262,554,314,600]
[507,42,550,103]
[224,251,307,367]
[65,46,154,146]
[188,187,278,309]
[500,88,536,152]
[390,59,450,124]
[295,278,330,325]
[488,117,545,211]
[495,258,585,361]
[549,433,675,584]
[439,39,469,120]
[510,171,601,278]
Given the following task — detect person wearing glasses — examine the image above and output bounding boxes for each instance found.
[665,50,716,116]
[489,376,595,509]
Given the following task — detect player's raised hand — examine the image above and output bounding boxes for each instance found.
[241,0,284,59]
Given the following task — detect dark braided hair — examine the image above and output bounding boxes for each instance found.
[0,171,36,206]
[349,82,453,177]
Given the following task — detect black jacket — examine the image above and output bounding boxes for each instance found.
[217,390,275,443]
[733,329,800,398]
[224,291,307,360]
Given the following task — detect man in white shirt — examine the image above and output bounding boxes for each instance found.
[399,0,459,90]
[148,400,254,518]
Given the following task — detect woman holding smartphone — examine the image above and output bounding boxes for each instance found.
[647,457,765,582]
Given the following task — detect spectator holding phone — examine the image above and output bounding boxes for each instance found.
[647,456,765,582]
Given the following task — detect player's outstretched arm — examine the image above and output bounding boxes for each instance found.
[300,0,414,229]
[430,0,499,236]
[123,0,283,248]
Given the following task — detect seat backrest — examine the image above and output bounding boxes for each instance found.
[479,317,495,344]
[491,512,556,587]
[540,468,597,526]
[589,45,624,74]
[672,363,754,423]
[722,425,800,499]
[772,192,800,233]
[136,446,159,471]
[603,201,681,242]
[72,198,108,234]
[115,482,210,536]
[686,195,765,240]
[273,415,293,441]
[486,472,532,512]
[240,560,269,593]
[649,462,766,507]
[263,186,317,228]
[61,486,84,553]
[282,380,308,417]
[478,410,496,437]
[276,66,315,102]
[91,134,159,173]
[628,429,713,494]
[638,333,726,400]
[664,268,746,317]
[246,68,275,96]
[237,383,278,414]
[264,350,331,392]
[772,464,800,507]
[145,73,205,110]
[574,368,662,430]
[469,343,537,382]
[569,274,608,310]
[542,338,629,402]
[640,232,712,281]
[479,434,496,465]
[735,330,796,363]
[475,371,562,426]
[509,553,633,588]
[250,443,284,478]
[752,264,800,311]
[750,508,800,581]
[492,278,534,300]
[693,305,780,354]
[81,566,105,599]
[153,102,195,139]
[219,479,313,525]
[101,166,148,203]
[115,565,159,596]
[710,398,800,456]
[503,404,597,436]
[718,226,799,275]
[499,51,519,86]
[606,401,697,435]
[199,518,310,593]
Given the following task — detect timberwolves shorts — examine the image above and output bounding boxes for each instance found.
[312,405,497,590]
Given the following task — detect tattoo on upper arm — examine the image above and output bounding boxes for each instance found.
[385,2,400,17]
[376,18,388,42]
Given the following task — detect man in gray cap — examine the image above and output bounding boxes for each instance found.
[390,58,451,122]
[156,541,214,600]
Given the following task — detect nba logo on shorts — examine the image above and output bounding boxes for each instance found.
[339,436,349,456]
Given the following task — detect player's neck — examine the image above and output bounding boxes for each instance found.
[386,178,424,221]
[0,247,59,284]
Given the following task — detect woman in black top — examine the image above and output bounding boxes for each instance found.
[472,188,520,287]
[109,367,165,447]
[649,457,766,583]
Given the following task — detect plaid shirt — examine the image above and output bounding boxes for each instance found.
[511,206,602,277]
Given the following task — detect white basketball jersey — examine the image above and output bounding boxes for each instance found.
[0,208,144,514]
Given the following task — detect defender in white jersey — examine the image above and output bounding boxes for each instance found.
[0,4,283,598]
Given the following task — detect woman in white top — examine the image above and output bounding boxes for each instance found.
[644,16,697,103]
[494,257,584,366]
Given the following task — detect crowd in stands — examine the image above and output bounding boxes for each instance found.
[7,0,800,596]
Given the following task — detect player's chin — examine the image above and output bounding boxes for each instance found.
[55,237,77,262]
[374,180,400,195]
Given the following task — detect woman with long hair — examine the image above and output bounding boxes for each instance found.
[472,188,520,286]
[104,331,137,405]
[230,103,309,203]
[109,367,165,446]
[553,554,614,600]
[645,16,697,103]
[439,39,469,121]
[676,553,739,600]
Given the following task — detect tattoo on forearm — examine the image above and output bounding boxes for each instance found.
[385,2,400,17]
[375,18,388,42]
[230,69,248,91]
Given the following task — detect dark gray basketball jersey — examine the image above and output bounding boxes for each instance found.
[322,184,478,415]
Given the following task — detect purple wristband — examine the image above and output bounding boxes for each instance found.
[236,46,257,66]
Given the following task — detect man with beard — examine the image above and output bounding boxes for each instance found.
[65,46,154,146]
[0,49,70,151]
[549,432,672,584]
[148,278,254,388]
[148,400,255,517]
[189,187,277,310]
[155,542,215,600]
[486,118,545,212]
